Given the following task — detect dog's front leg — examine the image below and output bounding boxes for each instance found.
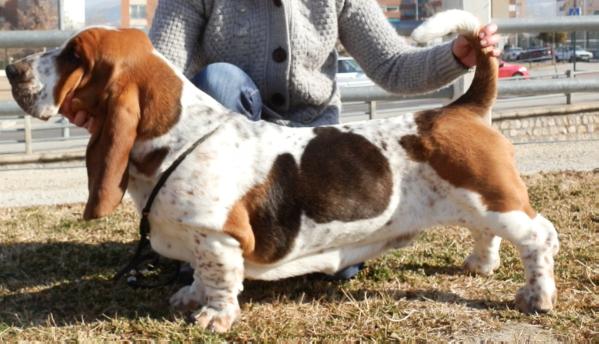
[175,231,244,332]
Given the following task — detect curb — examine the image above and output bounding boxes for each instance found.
[0,150,85,165]
[493,102,599,119]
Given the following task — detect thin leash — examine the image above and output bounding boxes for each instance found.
[113,126,221,288]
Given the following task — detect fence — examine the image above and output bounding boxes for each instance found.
[2,16,599,156]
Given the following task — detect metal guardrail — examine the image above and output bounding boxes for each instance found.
[0,30,73,48]
[392,16,599,36]
[3,15,599,155]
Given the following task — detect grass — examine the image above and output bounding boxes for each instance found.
[1,172,598,342]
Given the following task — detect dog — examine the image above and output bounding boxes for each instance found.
[6,10,559,332]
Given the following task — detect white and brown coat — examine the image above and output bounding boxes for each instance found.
[6,11,559,333]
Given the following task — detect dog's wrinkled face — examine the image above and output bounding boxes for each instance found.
[6,49,63,120]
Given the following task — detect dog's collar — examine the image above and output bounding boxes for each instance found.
[114,125,222,287]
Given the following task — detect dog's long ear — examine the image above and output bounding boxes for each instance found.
[83,85,140,220]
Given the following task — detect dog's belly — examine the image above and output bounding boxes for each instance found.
[244,230,416,280]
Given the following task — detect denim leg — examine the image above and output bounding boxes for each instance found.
[191,63,262,121]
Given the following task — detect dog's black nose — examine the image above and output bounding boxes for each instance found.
[5,64,19,80]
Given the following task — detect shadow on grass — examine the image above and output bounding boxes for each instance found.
[1,241,511,328]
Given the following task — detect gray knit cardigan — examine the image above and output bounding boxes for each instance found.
[149,0,468,126]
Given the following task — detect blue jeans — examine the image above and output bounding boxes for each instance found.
[191,63,364,281]
[191,63,263,121]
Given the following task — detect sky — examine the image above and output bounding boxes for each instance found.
[85,0,120,26]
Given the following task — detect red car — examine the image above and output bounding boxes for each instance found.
[498,61,530,79]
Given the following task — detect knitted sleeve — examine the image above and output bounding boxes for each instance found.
[338,0,468,95]
[149,0,207,78]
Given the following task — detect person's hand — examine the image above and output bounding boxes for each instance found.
[61,92,96,133]
[452,23,500,68]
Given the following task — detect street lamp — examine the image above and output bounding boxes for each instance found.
[57,0,64,30]
[415,0,419,20]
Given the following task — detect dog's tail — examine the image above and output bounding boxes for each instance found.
[411,10,497,114]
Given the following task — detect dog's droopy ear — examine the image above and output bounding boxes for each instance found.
[83,86,139,220]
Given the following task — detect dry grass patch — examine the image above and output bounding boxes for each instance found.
[1,172,597,342]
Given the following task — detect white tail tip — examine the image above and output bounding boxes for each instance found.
[411,10,481,43]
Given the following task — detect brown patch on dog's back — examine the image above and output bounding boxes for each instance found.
[300,127,393,223]
[400,109,535,218]
[224,128,394,264]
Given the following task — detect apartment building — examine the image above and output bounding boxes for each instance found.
[121,0,156,30]
[378,0,443,20]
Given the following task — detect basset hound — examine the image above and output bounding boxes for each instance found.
[7,10,559,332]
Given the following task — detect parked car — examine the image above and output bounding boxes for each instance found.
[498,61,529,79]
[337,57,374,87]
[517,47,553,62]
[502,47,524,61]
[555,47,594,62]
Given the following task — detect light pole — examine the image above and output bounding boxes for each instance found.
[57,0,64,30]
[415,0,419,20]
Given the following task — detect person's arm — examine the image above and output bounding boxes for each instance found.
[149,0,207,78]
[338,0,496,95]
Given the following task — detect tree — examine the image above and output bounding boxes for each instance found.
[16,0,57,30]
[537,32,568,45]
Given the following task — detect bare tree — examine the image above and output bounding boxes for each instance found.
[16,0,58,30]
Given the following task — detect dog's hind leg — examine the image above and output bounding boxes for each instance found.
[476,211,559,313]
[463,228,502,276]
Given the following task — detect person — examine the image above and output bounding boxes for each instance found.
[62,0,499,280]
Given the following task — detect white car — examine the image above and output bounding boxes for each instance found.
[502,47,524,61]
[555,47,594,62]
[336,57,374,88]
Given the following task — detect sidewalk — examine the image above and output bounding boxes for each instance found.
[1,140,597,208]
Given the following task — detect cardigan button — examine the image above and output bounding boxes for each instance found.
[273,0,282,7]
[272,47,287,63]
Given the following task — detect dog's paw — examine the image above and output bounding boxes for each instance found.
[463,253,500,276]
[192,304,240,333]
[515,285,556,314]
[170,285,205,312]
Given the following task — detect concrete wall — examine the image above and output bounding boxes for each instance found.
[493,105,599,143]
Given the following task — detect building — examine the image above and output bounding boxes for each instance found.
[378,0,443,21]
[121,0,156,30]
[559,0,599,15]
